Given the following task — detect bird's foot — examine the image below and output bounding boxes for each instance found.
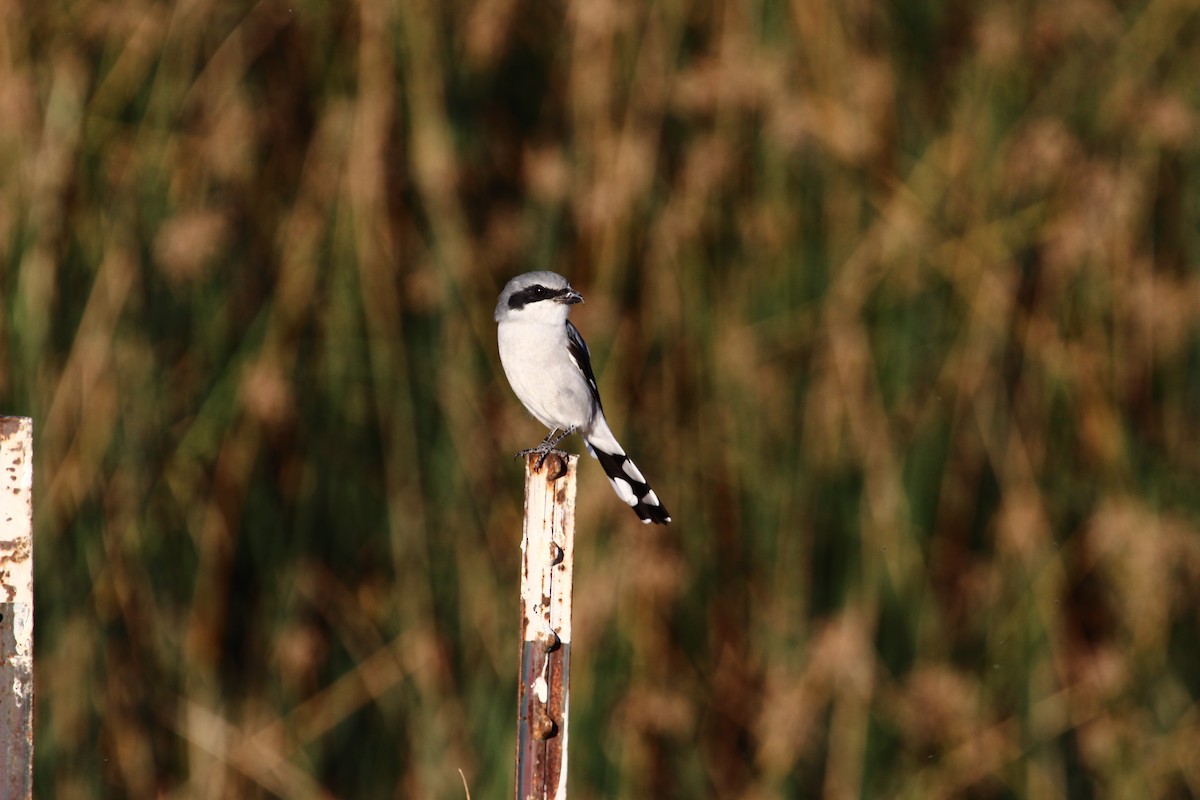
[515,447,573,470]
[514,426,577,469]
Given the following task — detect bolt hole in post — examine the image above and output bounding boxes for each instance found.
[515,452,577,800]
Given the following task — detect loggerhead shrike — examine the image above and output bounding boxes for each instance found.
[495,271,671,524]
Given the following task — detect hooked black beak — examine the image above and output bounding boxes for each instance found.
[559,289,584,305]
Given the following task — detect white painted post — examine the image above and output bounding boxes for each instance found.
[0,416,33,799]
[514,452,576,800]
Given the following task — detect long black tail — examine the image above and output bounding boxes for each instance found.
[586,431,671,525]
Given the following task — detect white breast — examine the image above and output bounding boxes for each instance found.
[498,319,597,432]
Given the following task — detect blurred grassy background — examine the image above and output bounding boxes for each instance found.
[3,0,1200,796]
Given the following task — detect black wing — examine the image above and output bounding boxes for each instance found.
[565,320,603,410]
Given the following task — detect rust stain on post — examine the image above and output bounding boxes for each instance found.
[515,452,576,800]
[0,416,34,800]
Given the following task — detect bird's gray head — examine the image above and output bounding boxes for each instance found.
[494,271,584,323]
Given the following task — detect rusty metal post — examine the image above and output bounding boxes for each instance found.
[0,417,34,799]
[515,452,577,800]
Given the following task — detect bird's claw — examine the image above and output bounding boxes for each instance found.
[515,447,571,469]
[513,426,576,469]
